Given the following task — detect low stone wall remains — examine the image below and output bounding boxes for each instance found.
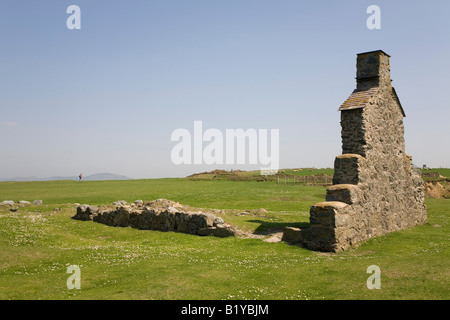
[72,199,239,238]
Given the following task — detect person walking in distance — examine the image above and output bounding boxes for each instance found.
[79,173,82,181]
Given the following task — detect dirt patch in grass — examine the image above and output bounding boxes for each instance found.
[425,181,450,199]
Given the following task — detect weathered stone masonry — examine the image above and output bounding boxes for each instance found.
[72,199,240,238]
[283,50,427,252]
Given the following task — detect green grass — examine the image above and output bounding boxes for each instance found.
[187,168,334,182]
[0,178,448,300]
[422,168,450,179]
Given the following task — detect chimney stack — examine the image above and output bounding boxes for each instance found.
[356,50,391,90]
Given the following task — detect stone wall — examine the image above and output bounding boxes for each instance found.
[72,199,239,238]
[283,50,427,252]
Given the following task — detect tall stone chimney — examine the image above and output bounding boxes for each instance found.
[282,50,427,252]
[356,50,391,90]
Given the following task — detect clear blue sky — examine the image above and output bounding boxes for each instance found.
[1,0,449,179]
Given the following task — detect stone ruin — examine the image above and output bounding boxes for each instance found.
[72,199,241,238]
[283,50,427,252]
[71,50,427,251]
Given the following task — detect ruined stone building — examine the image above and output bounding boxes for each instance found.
[283,50,427,252]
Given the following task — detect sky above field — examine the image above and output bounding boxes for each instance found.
[1,0,449,179]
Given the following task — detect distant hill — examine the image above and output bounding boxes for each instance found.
[83,173,132,181]
[0,173,132,182]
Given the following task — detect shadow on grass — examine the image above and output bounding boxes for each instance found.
[247,219,310,235]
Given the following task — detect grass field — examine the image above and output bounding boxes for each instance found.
[0,177,448,300]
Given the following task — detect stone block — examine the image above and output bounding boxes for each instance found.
[326,184,362,204]
[309,201,348,229]
[281,227,303,243]
[332,154,363,185]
